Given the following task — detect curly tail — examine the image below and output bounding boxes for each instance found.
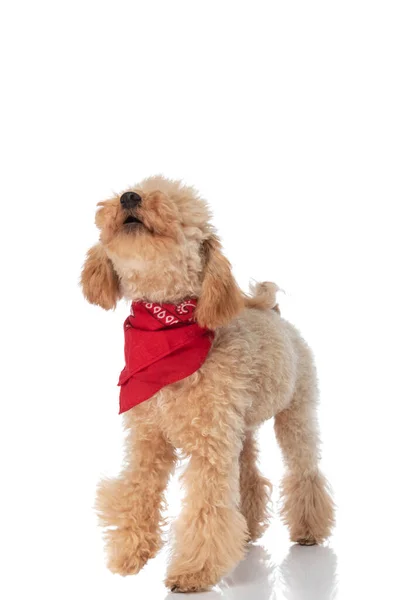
[244,281,281,314]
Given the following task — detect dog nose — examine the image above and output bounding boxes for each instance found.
[120,191,142,209]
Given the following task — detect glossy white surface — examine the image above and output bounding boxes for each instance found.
[2,1,399,599]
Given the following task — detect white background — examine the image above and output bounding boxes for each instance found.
[1,1,399,598]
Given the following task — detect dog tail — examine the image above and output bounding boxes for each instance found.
[244,281,281,314]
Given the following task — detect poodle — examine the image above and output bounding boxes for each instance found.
[81,175,334,593]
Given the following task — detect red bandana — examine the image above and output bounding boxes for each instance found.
[118,299,214,413]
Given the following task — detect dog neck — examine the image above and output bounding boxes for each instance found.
[107,248,203,304]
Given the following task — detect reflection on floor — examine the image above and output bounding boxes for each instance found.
[164,544,337,600]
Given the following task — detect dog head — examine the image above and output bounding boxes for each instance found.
[81,176,244,328]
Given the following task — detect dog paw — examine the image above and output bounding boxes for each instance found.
[165,569,216,593]
[297,537,317,546]
[108,550,149,576]
[105,527,159,576]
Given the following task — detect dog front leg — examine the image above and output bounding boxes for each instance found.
[165,410,248,592]
[96,419,176,575]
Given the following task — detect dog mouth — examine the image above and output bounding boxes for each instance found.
[123,214,142,226]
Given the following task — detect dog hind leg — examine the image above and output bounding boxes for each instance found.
[239,430,272,541]
[274,377,334,545]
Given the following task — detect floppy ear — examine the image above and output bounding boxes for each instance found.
[81,244,121,310]
[195,234,244,329]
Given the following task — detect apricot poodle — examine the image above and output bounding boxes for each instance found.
[81,175,334,592]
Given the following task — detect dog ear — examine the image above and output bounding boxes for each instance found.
[81,244,121,310]
[195,234,244,329]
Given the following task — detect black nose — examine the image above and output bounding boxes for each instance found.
[120,191,142,209]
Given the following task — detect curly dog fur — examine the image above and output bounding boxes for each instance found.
[81,175,334,592]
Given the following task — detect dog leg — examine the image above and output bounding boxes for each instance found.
[96,422,176,575]
[165,411,248,592]
[274,383,334,545]
[239,430,272,542]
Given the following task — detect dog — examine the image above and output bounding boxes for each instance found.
[81,175,334,592]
